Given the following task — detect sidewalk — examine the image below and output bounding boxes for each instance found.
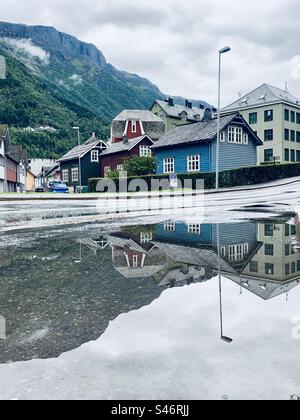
[0,176,299,201]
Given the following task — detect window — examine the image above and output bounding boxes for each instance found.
[249,112,257,125]
[132,255,138,267]
[264,110,273,122]
[285,224,290,236]
[140,145,152,157]
[62,169,69,183]
[264,224,274,236]
[104,166,111,177]
[220,131,226,142]
[297,260,300,271]
[187,155,200,172]
[228,126,243,144]
[291,262,296,274]
[164,222,176,232]
[297,151,300,162]
[291,130,296,142]
[187,224,201,235]
[220,247,226,257]
[140,232,153,243]
[131,120,137,133]
[264,149,273,162]
[297,113,300,124]
[71,167,79,182]
[285,244,290,256]
[285,148,290,161]
[285,263,290,276]
[163,158,175,174]
[250,261,258,273]
[297,132,300,143]
[228,244,244,261]
[291,149,296,162]
[264,129,273,141]
[243,133,249,144]
[285,109,290,121]
[244,243,249,254]
[265,263,274,275]
[291,111,296,123]
[117,164,124,171]
[91,150,99,163]
[265,244,274,256]
[285,129,290,141]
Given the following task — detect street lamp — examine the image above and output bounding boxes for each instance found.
[73,127,82,193]
[216,46,231,190]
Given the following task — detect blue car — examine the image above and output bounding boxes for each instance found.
[48,181,69,193]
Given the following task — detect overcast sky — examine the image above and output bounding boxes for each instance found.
[1,0,300,106]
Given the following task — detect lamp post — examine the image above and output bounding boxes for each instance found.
[216,46,231,190]
[73,127,81,193]
[217,223,233,344]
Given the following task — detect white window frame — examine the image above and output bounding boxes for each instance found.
[164,222,176,232]
[71,167,79,182]
[140,232,153,244]
[62,169,69,183]
[104,166,111,177]
[228,244,244,262]
[163,158,175,174]
[243,133,249,145]
[228,126,243,144]
[187,154,200,172]
[220,246,226,257]
[187,223,201,235]
[117,164,124,171]
[91,149,99,163]
[140,145,152,157]
[131,120,137,133]
[133,255,138,267]
[220,131,226,142]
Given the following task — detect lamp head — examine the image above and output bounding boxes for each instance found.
[219,46,231,54]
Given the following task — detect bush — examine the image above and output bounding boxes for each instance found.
[89,162,300,193]
[123,156,157,177]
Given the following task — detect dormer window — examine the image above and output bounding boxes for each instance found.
[91,150,99,163]
[131,120,137,133]
[180,111,187,121]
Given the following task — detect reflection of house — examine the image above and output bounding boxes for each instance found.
[105,232,166,279]
[229,222,300,299]
[36,163,61,188]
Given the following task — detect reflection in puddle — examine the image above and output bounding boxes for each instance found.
[0,219,300,365]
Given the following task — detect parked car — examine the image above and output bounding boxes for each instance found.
[35,186,45,193]
[48,181,69,193]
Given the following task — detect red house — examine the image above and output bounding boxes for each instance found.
[99,135,154,177]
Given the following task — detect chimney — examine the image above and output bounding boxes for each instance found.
[199,104,205,110]
[203,108,213,121]
[165,97,174,107]
[92,132,96,138]
[185,100,193,109]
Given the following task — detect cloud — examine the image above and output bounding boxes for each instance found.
[0,0,300,105]
[1,38,50,63]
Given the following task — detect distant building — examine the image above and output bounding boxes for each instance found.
[26,169,36,192]
[36,163,61,188]
[151,98,208,133]
[111,110,165,143]
[221,83,300,165]
[152,113,262,175]
[58,133,107,190]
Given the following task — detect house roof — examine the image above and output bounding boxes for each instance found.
[0,124,8,138]
[101,135,154,156]
[152,113,263,150]
[113,110,164,123]
[222,83,300,112]
[58,136,106,163]
[154,100,205,121]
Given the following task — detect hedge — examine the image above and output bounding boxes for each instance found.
[88,162,300,192]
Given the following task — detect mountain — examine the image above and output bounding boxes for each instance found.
[0,22,210,158]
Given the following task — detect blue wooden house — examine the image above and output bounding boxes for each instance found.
[151,113,262,175]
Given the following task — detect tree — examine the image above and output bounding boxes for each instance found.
[123,156,157,177]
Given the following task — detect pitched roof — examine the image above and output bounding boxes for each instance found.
[222,83,300,112]
[113,110,164,123]
[58,136,107,163]
[101,135,153,156]
[152,113,262,150]
[155,100,205,121]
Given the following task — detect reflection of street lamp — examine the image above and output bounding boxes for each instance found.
[216,46,231,190]
[74,242,82,264]
[217,224,233,344]
[73,127,81,193]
